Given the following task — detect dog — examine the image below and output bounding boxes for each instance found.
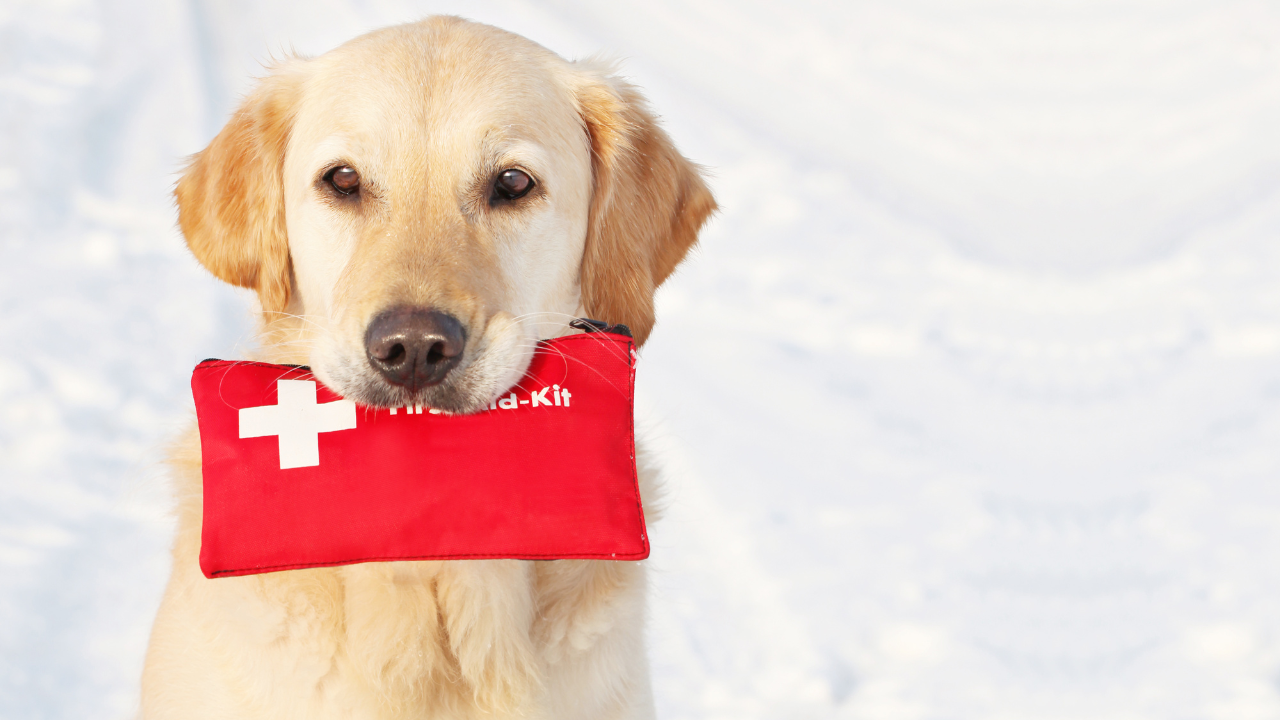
[140,16,715,720]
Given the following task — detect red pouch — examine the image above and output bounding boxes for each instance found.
[191,327,647,578]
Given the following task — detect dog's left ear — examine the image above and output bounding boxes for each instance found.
[175,59,309,317]
[572,64,717,346]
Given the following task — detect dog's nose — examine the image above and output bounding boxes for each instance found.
[365,308,466,390]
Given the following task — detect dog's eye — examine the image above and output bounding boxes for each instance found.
[493,169,534,200]
[325,166,360,195]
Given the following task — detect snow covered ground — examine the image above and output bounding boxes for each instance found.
[6,1,1280,717]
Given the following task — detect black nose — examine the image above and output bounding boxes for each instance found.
[364,308,466,390]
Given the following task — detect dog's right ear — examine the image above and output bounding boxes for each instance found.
[175,60,308,316]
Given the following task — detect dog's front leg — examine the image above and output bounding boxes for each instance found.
[534,560,653,720]
[434,559,542,713]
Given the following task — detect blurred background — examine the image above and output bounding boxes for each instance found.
[6,0,1280,717]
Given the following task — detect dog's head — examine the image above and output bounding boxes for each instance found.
[177,17,715,412]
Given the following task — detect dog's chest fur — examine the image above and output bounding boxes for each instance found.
[141,428,654,720]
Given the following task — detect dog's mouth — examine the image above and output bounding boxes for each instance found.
[311,308,535,415]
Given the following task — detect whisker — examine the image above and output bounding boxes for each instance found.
[508,341,632,398]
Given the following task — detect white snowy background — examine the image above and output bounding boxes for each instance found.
[5,1,1280,718]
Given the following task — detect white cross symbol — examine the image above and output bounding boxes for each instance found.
[239,380,357,469]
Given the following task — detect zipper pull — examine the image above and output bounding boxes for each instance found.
[569,318,633,338]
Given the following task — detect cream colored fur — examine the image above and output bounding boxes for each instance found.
[141,17,714,720]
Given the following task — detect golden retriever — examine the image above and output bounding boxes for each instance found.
[140,16,715,720]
